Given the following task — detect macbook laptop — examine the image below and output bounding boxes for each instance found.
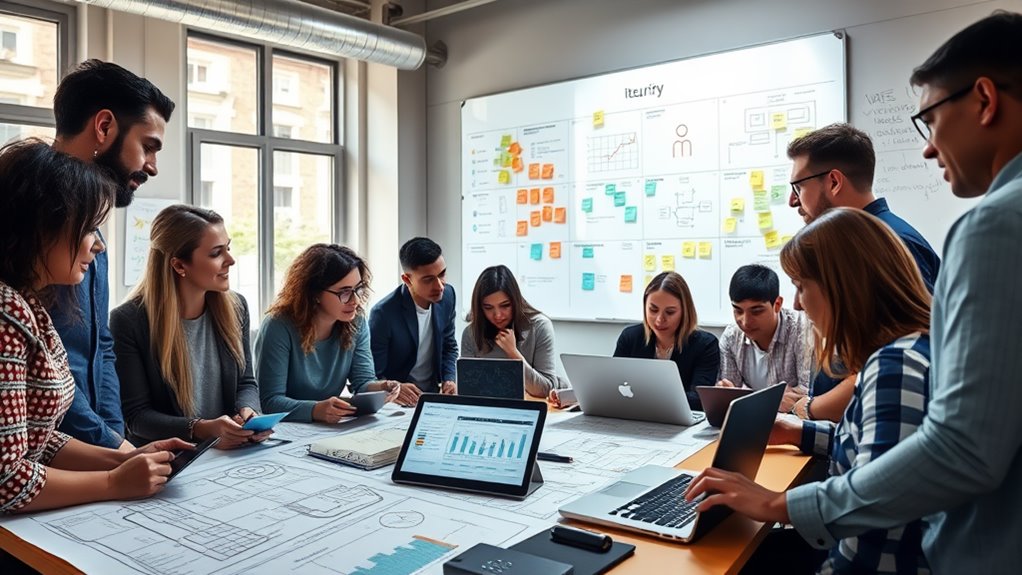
[559,382,785,543]
[560,353,705,426]
[457,358,525,399]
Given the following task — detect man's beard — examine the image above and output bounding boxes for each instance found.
[95,131,149,207]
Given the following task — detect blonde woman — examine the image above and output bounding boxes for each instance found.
[111,205,267,449]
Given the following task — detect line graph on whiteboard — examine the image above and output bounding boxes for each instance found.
[587,132,639,172]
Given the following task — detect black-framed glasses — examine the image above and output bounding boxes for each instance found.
[910,84,974,142]
[324,283,366,304]
[789,169,833,199]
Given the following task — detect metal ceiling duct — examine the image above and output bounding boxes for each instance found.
[77,0,427,70]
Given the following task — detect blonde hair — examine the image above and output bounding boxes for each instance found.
[780,207,931,375]
[642,271,699,351]
[130,204,244,416]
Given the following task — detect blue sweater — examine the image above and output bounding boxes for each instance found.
[255,313,377,422]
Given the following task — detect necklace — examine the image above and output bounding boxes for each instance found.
[655,341,674,359]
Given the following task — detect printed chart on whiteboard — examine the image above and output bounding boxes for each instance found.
[462,32,846,325]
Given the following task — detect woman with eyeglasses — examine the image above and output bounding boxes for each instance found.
[256,244,399,423]
[111,205,269,450]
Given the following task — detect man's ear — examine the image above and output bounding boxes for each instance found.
[774,296,783,313]
[93,109,118,147]
[975,76,1001,128]
[400,272,412,287]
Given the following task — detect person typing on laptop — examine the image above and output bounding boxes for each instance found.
[686,208,932,574]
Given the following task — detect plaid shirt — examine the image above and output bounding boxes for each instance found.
[718,307,812,392]
[800,332,930,574]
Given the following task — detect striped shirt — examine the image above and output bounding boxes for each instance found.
[799,332,930,574]
[718,307,812,392]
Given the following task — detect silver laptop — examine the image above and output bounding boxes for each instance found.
[560,353,705,426]
[457,358,525,399]
[559,383,785,543]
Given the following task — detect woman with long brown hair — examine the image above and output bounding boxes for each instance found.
[256,244,399,423]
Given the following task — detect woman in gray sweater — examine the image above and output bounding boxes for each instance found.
[460,265,563,397]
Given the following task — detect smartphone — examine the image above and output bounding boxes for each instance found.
[348,390,388,415]
[241,411,291,432]
[168,436,220,481]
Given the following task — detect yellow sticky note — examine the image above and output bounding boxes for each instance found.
[758,211,774,230]
[593,110,605,128]
[793,127,814,140]
[619,274,633,293]
[550,241,562,259]
[643,254,657,272]
[698,242,712,259]
[682,242,696,258]
[516,221,528,237]
[661,255,676,272]
[723,217,737,233]
[554,207,567,224]
[542,206,553,222]
[764,230,781,249]
[730,198,745,212]
[771,112,787,130]
[749,170,765,191]
[644,274,654,288]
[498,170,511,185]
[542,187,555,204]
[530,211,542,227]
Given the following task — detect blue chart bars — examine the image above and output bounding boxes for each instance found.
[350,537,453,575]
[448,433,528,459]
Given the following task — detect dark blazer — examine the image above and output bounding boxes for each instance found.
[369,284,458,391]
[613,323,720,410]
[110,293,262,444]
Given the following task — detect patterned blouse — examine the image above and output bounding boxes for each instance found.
[800,332,930,574]
[0,282,75,513]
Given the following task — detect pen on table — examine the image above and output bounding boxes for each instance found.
[537,451,573,463]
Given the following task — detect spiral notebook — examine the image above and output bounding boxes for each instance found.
[308,427,407,470]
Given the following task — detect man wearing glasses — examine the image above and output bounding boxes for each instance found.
[787,122,941,292]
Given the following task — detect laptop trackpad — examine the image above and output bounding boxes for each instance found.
[599,481,648,498]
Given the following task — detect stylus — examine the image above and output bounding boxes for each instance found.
[537,452,573,463]
[550,525,612,553]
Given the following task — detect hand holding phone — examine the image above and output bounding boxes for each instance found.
[241,411,291,432]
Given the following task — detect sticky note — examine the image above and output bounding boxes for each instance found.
[771,112,787,130]
[508,142,522,156]
[643,254,656,271]
[624,206,637,223]
[750,170,765,191]
[593,110,605,128]
[758,211,774,230]
[753,190,770,212]
[730,198,745,212]
[500,152,512,167]
[542,206,553,222]
[530,243,543,261]
[550,242,562,259]
[542,187,555,204]
[530,211,542,227]
[554,207,567,224]
[516,221,528,236]
[619,274,633,293]
[794,127,814,140]
[582,273,596,291]
[581,198,594,213]
[516,189,527,204]
[583,246,595,259]
[644,180,657,196]
[541,164,554,179]
[530,188,541,205]
[528,163,541,179]
[682,242,696,258]
[764,230,781,249]
[498,170,511,185]
[500,134,512,147]
[644,274,654,288]
[698,242,712,259]
[512,157,524,173]
[605,183,616,195]
[723,217,737,233]
[614,192,626,207]
[770,185,786,202]
[661,255,675,272]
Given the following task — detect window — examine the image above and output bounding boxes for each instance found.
[187,35,340,322]
[1,29,16,58]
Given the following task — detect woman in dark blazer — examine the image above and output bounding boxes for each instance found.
[111,205,267,449]
[613,271,719,410]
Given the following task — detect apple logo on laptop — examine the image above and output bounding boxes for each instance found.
[618,382,634,398]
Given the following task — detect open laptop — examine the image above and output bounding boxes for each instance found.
[559,383,785,543]
[457,358,525,399]
[560,353,705,426]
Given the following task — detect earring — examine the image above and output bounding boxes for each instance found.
[92,149,98,159]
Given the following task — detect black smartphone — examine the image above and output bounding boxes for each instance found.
[348,390,388,415]
[168,436,220,481]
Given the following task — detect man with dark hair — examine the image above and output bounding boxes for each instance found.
[50,60,175,450]
[716,264,811,412]
[787,122,940,291]
[369,237,458,406]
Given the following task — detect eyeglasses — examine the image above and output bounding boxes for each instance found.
[789,169,833,200]
[323,283,366,304]
[909,84,974,142]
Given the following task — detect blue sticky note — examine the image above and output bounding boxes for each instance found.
[530,243,542,261]
[582,272,596,291]
[581,197,593,213]
[582,246,595,258]
[624,206,637,223]
[614,192,626,207]
[645,180,657,196]
[605,183,616,195]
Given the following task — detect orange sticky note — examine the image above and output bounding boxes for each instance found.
[541,164,554,179]
[554,207,567,224]
[542,206,553,222]
[530,211,542,227]
[542,187,555,204]
[512,156,524,173]
[549,241,562,259]
[528,163,541,179]
[508,142,522,155]
[516,221,528,236]
[516,189,528,204]
[619,274,633,293]
[530,188,541,205]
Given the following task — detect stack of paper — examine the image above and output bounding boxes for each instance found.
[308,427,407,470]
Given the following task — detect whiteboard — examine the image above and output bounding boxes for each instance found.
[461,32,846,325]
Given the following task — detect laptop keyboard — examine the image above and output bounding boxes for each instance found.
[609,473,699,529]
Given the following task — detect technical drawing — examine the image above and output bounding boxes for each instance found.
[587,132,639,173]
[656,189,714,228]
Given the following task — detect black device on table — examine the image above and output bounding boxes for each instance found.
[168,436,220,481]
[349,390,388,415]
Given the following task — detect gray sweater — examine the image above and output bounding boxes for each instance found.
[459,313,563,397]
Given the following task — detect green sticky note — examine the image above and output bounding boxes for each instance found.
[605,183,616,195]
[582,272,596,291]
[645,180,657,196]
[500,152,512,168]
[582,246,595,258]
[770,184,786,202]
[624,206,637,222]
[500,134,512,147]
[614,192,626,207]
[753,190,770,212]
[581,197,594,213]
[530,243,542,261]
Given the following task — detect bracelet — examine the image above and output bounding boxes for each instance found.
[188,418,200,440]
[805,396,815,421]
